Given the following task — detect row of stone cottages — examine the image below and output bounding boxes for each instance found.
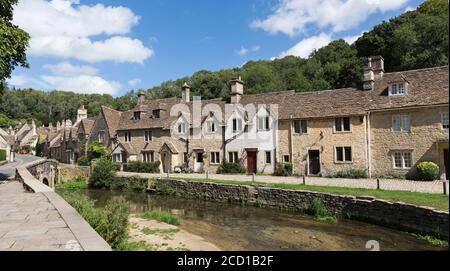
[42,56,449,180]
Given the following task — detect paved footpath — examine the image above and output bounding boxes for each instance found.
[117,171,449,195]
[0,181,82,251]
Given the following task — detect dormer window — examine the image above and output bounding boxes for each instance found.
[389,82,408,96]
[258,116,270,131]
[206,120,216,133]
[152,110,161,119]
[178,123,186,134]
[133,112,141,120]
[232,118,243,133]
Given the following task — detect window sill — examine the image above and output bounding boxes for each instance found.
[333,131,352,134]
[334,161,353,164]
[393,167,411,170]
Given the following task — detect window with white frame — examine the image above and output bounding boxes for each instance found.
[113,153,122,163]
[393,151,412,169]
[228,152,239,163]
[294,120,308,134]
[98,131,105,143]
[144,130,152,142]
[210,152,220,164]
[265,151,272,164]
[258,116,270,131]
[283,155,290,163]
[124,131,132,142]
[392,114,410,132]
[335,146,352,162]
[335,117,351,132]
[142,151,154,162]
[177,123,186,134]
[442,112,449,129]
[389,82,407,96]
[206,120,216,133]
[232,118,243,133]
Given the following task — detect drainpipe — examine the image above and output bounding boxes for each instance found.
[289,117,295,173]
[366,112,372,178]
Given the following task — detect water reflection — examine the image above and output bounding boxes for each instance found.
[78,189,444,251]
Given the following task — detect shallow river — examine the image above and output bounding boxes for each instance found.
[78,189,444,251]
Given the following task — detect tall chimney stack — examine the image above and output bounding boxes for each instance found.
[182,82,190,103]
[137,91,146,105]
[370,55,384,80]
[230,76,244,104]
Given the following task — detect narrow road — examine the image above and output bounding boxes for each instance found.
[0,154,41,181]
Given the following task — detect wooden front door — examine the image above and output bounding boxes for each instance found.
[308,150,321,175]
[247,151,257,175]
[444,149,449,180]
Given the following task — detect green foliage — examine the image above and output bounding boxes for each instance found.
[124,161,161,173]
[55,177,88,190]
[109,176,148,192]
[0,149,6,161]
[414,234,449,248]
[89,142,108,160]
[116,240,156,251]
[77,155,90,166]
[416,162,440,182]
[60,193,130,249]
[327,169,369,179]
[89,158,116,188]
[355,0,448,71]
[217,162,246,174]
[141,211,180,226]
[273,162,293,176]
[307,198,337,222]
[0,0,30,83]
[100,196,130,248]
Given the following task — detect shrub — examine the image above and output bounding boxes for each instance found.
[273,162,293,176]
[110,176,148,192]
[327,169,368,179]
[141,211,180,226]
[124,161,161,173]
[89,157,116,188]
[98,197,130,249]
[55,177,87,190]
[89,142,108,159]
[0,149,6,161]
[416,162,440,182]
[217,162,246,174]
[307,198,336,222]
[77,156,90,166]
[60,193,130,249]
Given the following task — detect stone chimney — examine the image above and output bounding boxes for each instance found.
[363,56,384,90]
[77,104,88,123]
[230,76,244,104]
[137,91,146,105]
[182,82,190,103]
[56,121,61,131]
[369,55,384,80]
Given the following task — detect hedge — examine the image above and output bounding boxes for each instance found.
[0,149,6,161]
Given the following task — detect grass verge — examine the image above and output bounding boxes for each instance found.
[171,177,449,211]
[414,234,449,248]
[141,211,180,226]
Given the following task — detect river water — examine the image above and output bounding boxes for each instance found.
[77,189,444,251]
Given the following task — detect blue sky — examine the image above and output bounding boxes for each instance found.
[8,0,424,97]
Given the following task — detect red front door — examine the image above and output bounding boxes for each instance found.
[247,151,257,175]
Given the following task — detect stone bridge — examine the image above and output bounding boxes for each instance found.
[0,159,112,251]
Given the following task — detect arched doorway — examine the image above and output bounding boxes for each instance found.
[42,178,49,186]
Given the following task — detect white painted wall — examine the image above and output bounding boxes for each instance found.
[225,105,278,173]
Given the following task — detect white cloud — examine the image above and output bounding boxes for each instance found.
[13,0,153,63]
[280,33,332,58]
[41,75,122,95]
[404,6,415,12]
[128,79,142,87]
[251,0,409,36]
[342,30,367,45]
[7,75,29,86]
[43,62,99,76]
[252,45,261,52]
[236,47,249,56]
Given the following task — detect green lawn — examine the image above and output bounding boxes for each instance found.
[171,177,449,211]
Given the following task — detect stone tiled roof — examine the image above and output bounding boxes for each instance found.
[101,106,122,138]
[114,66,448,131]
[80,118,96,135]
[367,66,449,111]
[118,142,139,155]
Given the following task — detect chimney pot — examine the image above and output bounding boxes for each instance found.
[230,76,244,103]
[182,82,190,103]
[137,92,146,105]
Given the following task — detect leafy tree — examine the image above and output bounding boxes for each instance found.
[89,157,116,188]
[0,0,30,85]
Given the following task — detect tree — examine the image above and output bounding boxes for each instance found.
[0,0,30,84]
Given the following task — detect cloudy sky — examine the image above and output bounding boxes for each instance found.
[7,0,423,97]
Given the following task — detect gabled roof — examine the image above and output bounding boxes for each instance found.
[367,66,449,111]
[101,106,122,138]
[80,118,96,135]
[113,142,139,155]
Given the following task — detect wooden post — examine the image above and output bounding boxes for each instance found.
[252,173,255,183]
[167,171,169,178]
[206,171,209,180]
[376,178,380,190]
[302,175,306,185]
[443,181,447,195]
